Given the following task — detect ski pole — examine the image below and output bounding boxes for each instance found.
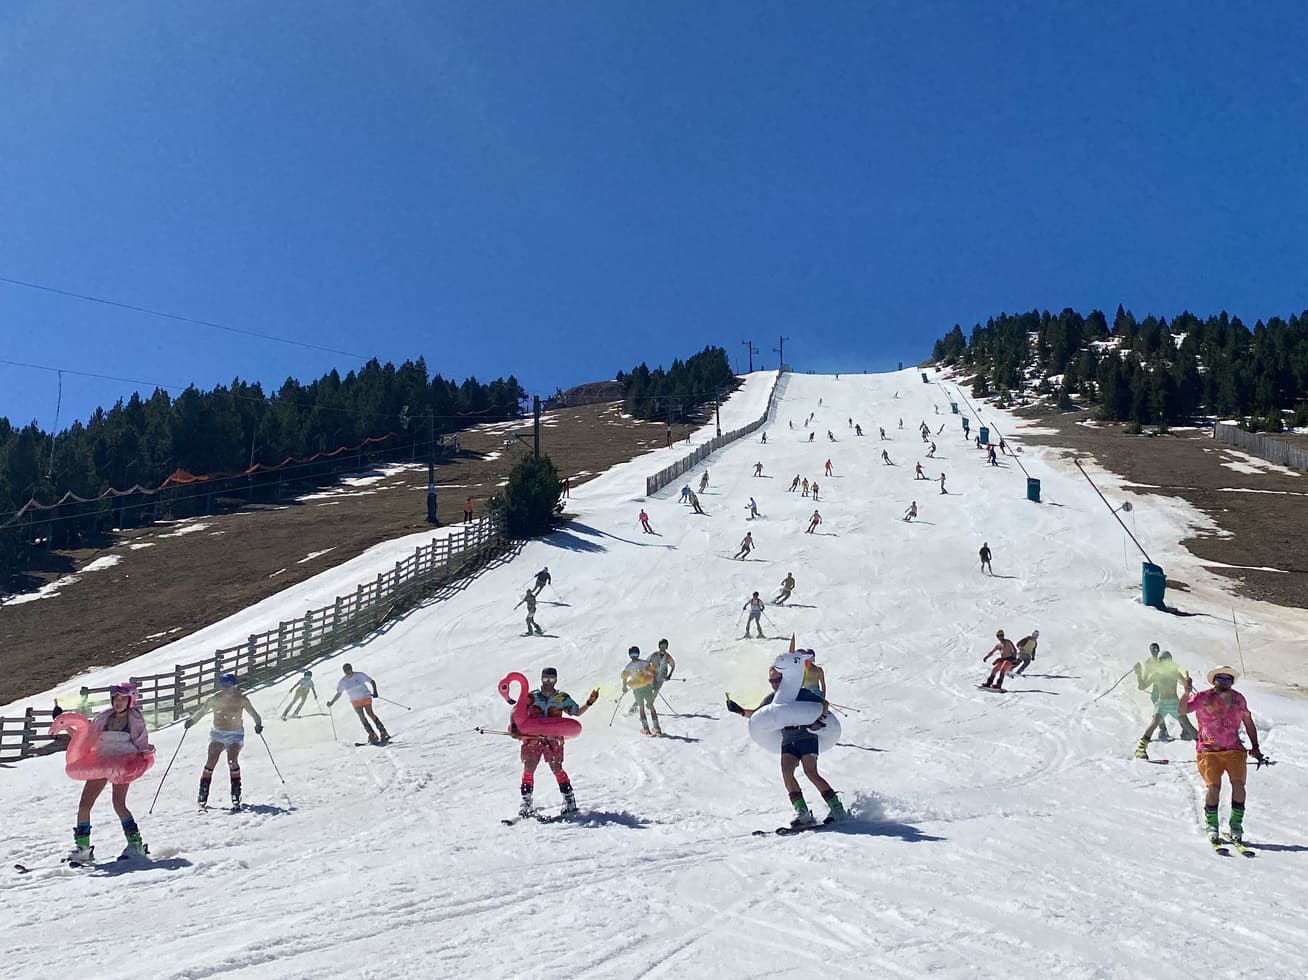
[376,696,412,711]
[1092,667,1136,703]
[1232,609,1247,677]
[327,700,339,742]
[259,732,286,784]
[147,723,191,815]
[658,691,679,716]
[609,691,627,726]
[476,727,542,741]
[275,689,294,714]
[826,701,862,714]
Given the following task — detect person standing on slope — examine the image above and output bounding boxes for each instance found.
[939,472,948,495]
[1133,642,1171,739]
[788,474,801,492]
[531,567,551,597]
[326,663,390,745]
[648,640,677,701]
[902,501,918,522]
[773,572,796,604]
[1012,632,1039,676]
[680,483,692,504]
[734,532,755,560]
[746,497,759,520]
[186,673,263,809]
[515,667,599,818]
[621,646,663,736]
[281,671,316,720]
[854,424,863,437]
[981,630,1019,690]
[688,490,706,515]
[743,591,767,638]
[806,510,822,534]
[699,471,710,493]
[727,666,846,828]
[801,478,810,498]
[514,589,545,636]
[753,461,764,477]
[1134,651,1199,757]
[66,682,154,863]
[811,481,820,501]
[824,459,833,477]
[639,508,655,533]
[979,542,992,574]
[1179,666,1265,844]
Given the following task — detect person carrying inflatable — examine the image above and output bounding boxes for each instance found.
[50,681,156,864]
[514,667,598,818]
[622,646,662,736]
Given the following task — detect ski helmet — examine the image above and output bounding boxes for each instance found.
[303,670,312,678]
[1158,651,1173,661]
[1032,630,1040,639]
[109,682,138,708]
[219,673,238,688]
[658,639,669,649]
[628,646,641,659]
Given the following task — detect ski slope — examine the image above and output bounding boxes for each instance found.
[5,369,1307,980]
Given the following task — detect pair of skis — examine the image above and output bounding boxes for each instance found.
[355,735,397,747]
[502,810,579,826]
[1210,835,1255,857]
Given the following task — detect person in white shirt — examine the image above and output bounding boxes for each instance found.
[327,663,390,744]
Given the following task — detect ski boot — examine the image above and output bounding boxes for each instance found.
[1157,725,1172,743]
[377,729,391,743]
[790,808,818,829]
[120,832,148,859]
[651,726,664,737]
[367,732,380,744]
[1134,737,1150,759]
[68,844,95,865]
[824,795,847,825]
[534,626,544,636]
[280,712,289,721]
[560,784,579,819]
[518,791,535,819]
[1229,803,1245,843]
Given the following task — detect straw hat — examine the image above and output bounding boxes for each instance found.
[1206,665,1239,686]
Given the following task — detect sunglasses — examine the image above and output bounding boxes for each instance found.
[1213,675,1235,684]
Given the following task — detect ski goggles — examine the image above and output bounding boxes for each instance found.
[109,685,133,698]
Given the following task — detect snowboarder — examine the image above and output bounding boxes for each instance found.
[515,590,546,636]
[1012,631,1039,675]
[688,490,706,515]
[773,572,796,604]
[186,673,263,808]
[902,501,918,522]
[326,663,389,745]
[824,459,833,477]
[281,671,316,720]
[734,532,755,560]
[66,682,154,863]
[515,667,599,818]
[746,497,759,520]
[639,508,654,533]
[743,592,766,638]
[914,462,927,480]
[622,646,662,736]
[1179,666,1265,844]
[1134,651,1198,756]
[979,542,992,574]
[981,630,1019,690]
[806,510,822,534]
[881,450,892,466]
[699,472,710,493]
[531,567,551,596]
[726,666,845,828]
[753,461,764,477]
[788,475,801,492]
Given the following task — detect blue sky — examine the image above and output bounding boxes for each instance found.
[2,1,1305,431]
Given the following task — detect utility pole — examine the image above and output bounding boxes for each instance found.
[533,395,541,459]
[742,340,758,373]
[714,387,722,438]
[426,408,438,524]
[775,336,791,371]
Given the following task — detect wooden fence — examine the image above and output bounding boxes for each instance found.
[644,371,786,496]
[1213,422,1308,471]
[0,512,506,762]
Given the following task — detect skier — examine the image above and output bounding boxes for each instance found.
[988,445,998,466]
[648,640,677,699]
[1179,666,1265,845]
[773,572,796,604]
[622,646,662,736]
[805,510,822,534]
[800,650,827,698]
[926,442,937,459]
[788,474,801,492]
[281,671,316,720]
[902,501,918,522]
[981,630,1019,690]
[914,462,927,480]
[66,682,153,863]
[639,508,654,534]
[734,531,755,560]
[515,667,599,818]
[854,424,863,437]
[531,567,551,596]
[801,478,810,497]
[753,461,764,477]
[847,417,852,428]
[879,427,887,440]
[746,497,759,520]
[808,432,815,442]
[1012,631,1039,675]
[979,542,992,574]
[827,431,835,442]
[939,472,947,495]
[680,483,691,503]
[326,663,390,745]
[824,459,833,477]
[688,490,706,515]
[185,673,263,809]
[1133,643,1171,739]
[514,589,545,636]
[898,418,903,430]
[743,591,766,638]
[790,420,794,430]
[761,432,767,444]
[811,481,820,501]
[881,449,892,466]
[699,471,710,493]
[726,665,845,828]
[1134,651,1199,757]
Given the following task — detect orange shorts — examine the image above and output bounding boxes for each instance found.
[350,697,373,709]
[1196,749,1247,784]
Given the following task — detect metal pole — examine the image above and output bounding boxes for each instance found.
[426,409,438,524]
[1074,459,1153,564]
[533,395,541,460]
[148,724,191,815]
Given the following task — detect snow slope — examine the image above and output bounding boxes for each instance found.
[5,370,1306,980]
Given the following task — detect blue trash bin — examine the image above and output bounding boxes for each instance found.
[951,402,959,414]
[1141,563,1167,609]
[979,425,990,445]
[921,372,929,383]
[1026,477,1041,502]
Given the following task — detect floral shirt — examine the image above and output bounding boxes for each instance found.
[1185,688,1249,752]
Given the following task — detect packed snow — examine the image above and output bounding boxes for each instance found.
[4,370,1306,980]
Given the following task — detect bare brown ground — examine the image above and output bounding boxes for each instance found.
[1013,404,1308,610]
[0,403,697,705]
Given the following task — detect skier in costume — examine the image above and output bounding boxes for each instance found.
[1179,666,1264,843]
[734,532,755,560]
[326,663,390,745]
[186,673,263,808]
[622,646,663,736]
[531,567,551,596]
[726,660,846,828]
[63,682,154,863]
[806,510,822,534]
[281,671,316,720]
[981,630,1018,690]
[979,542,992,575]
[1134,651,1199,756]
[1012,632,1039,676]
[773,572,796,604]
[516,667,599,817]
[743,591,766,638]
[514,589,545,636]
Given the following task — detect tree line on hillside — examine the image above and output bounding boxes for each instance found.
[0,359,525,583]
[616,346,738,424]
[932,307,1308,432]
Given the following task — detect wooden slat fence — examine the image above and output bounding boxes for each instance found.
[1,512,506,761]
[645,371,787,496]
[1213,422,1308,471]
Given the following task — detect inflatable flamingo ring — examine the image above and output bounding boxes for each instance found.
[748,652,842,752]
[499,672,583,739]
[49,694,156,784]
